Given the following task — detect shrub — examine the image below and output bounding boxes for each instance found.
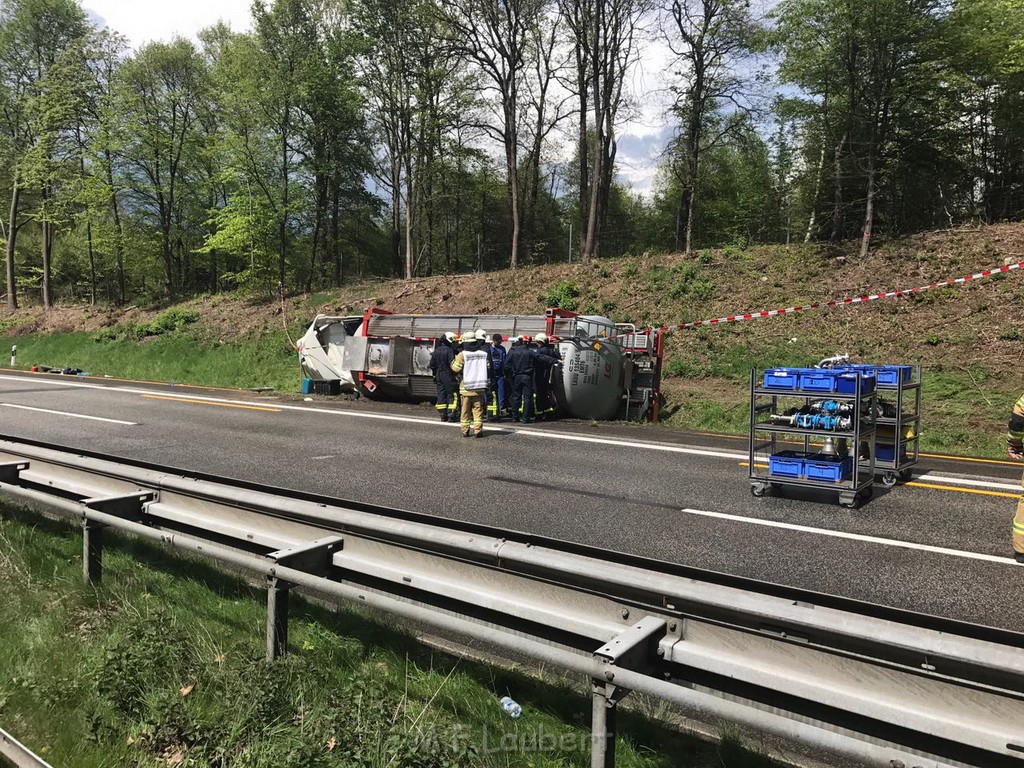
[540,280,581,311]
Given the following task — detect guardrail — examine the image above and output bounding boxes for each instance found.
[0,434,1022,768]
[0,727,53,768]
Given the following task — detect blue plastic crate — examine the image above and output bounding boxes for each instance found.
[876,365,913,386]
[763,368,800,389]
[301,378,313,394]
[876,443,908,462]
[768,450,807,478]
[799,371,838,392]
[805,455,853,483]
[836,371,876,394]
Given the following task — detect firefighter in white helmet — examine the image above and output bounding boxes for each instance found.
[533,332,561,420]
[428,332,459,421]
[451,331,491,437]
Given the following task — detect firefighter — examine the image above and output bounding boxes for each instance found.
[475,329,491,419]
[428,332,458,421]
[488,333,508,421]
[533,332,561,420]
[1007,393,1024,563]
[504,335,559,424]
[451,331,491,437]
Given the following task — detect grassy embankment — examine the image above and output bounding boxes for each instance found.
[0,502,779,768]
[2,225,1023,458]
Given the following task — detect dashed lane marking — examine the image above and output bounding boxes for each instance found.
[0,374,1018,495]
[1,403,138,426]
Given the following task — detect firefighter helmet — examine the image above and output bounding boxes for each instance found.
[444,332,457,343]
[475,329,488,341]
[520,335,531,343]
[459,332,476,344]
[535,333,548,344]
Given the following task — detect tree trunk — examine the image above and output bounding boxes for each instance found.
[860,148,876,259]
[331,181,341,286]
[86,220,96,306]
[105,151,126,304]
[804,138,827,243]
[830,129,848,243]
[41,218,52,310]
[5,177,20,310]
[279,105,290,293]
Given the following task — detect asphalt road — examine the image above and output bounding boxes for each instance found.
[1,369,1022,633]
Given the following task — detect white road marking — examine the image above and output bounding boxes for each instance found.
[679,507,1018,566]
[1,402,138,426]
[0,374,1015,493]
[914,472,1021,492]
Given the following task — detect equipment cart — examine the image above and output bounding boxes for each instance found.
[862,365,921,487]
[749,368,876,509]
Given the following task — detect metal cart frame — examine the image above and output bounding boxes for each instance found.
[866,365,922,487]
[749,369,876,509]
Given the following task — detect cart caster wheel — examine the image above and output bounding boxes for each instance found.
[750,483,768,497]
[882,472,898,488]
[898,469,913,481]
[839,495,860,509]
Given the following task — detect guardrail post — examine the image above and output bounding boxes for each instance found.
[83,521,105,584]
[591,680,622,768]
[264,537,343,662]
[266,577,291,661]
[80,492,156,585]
[590,617,668,768]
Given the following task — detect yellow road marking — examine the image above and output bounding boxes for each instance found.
[141,394,281,413]
[738,462,1021,499]
[905,481,1022,499]
[919,452,1021,467]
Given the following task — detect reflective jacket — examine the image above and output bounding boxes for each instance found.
[451,342,491,394]
[1009,393,1024,449]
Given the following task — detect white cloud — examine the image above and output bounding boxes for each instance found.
[84,1,253,48]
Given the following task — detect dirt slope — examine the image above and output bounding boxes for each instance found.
[3,224,1023,439]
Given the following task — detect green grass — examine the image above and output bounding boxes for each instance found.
[3,328,304,392]
[0,503,782,768]
[3,300,1016,458]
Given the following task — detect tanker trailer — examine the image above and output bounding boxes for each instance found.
[296,308,661,421]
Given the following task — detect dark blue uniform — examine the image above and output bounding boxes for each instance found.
[504,346,558,423]
[428,341,458,421]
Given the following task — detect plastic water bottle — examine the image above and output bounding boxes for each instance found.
[499,695,522,719]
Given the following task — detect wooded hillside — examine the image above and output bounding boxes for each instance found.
[0,0,1022,313]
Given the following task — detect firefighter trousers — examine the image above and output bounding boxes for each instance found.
[1015,478,1024,554]
[435,379,458,418]
[510,374,534,420]
[460,391,484,435]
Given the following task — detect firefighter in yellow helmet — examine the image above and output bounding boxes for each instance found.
[451,331,490,437]
[1008,393,1024,563]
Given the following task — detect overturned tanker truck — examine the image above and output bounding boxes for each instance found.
[296,307,664,421]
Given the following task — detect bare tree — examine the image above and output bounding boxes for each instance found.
[562,0,647,262]
[664,0,759,253]
[439,0,544,269]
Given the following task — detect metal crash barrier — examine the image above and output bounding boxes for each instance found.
[0,434,1022,768]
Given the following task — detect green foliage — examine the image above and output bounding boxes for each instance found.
[541,280,581,311]
[0,503,779,768]
[92,308,199,341]
[668,264,716,302]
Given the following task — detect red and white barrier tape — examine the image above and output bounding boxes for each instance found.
[635,261,1024,338]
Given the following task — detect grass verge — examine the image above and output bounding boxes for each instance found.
[0,502,782,768]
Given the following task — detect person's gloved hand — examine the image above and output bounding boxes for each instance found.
[1009,440,1024,461]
